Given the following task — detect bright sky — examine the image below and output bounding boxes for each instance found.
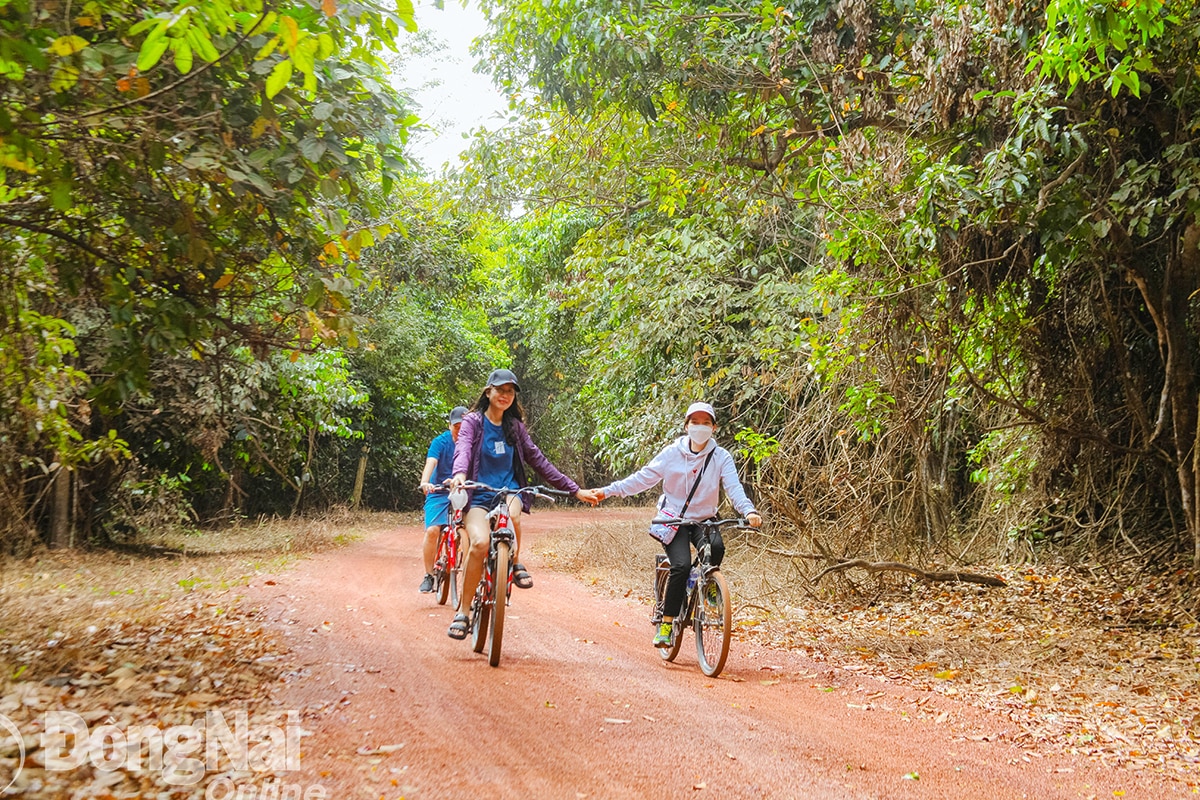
[400,0,512,174]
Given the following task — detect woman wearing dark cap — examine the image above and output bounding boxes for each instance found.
[446,369,599,639]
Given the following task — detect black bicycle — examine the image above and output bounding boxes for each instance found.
[462,482,568,667]
[651,517,749,677]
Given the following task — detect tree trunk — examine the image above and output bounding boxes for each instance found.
[1167,224,1200,568]
[290,427,316,517]
[50,464,72,549]
[351,445,368,509]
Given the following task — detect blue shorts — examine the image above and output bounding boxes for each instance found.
[424,493,451,528]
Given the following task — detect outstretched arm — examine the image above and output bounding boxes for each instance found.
[515,421,581,494]
[599,448,670,500]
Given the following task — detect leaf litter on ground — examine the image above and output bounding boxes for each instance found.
[0,510,409,799]
[539,516,1200,791]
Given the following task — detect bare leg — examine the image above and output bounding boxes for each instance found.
[457,506,491,613]
[507,495,524,558]
[422,524,440,574]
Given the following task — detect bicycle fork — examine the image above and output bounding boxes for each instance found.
[484,509,516,605]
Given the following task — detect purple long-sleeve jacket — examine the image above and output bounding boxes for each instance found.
[451,410,579,511]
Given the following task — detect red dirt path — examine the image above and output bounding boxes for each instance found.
[244,508,1186,799]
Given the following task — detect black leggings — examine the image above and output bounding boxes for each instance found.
[661,524,725,618]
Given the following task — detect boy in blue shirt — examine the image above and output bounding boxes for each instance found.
[417,406,468,593]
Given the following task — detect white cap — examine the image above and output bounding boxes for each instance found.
[684,402,716,423]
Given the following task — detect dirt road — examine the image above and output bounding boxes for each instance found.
[246,509,1183,799]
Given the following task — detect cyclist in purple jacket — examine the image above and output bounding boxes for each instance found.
[445,368,600,639]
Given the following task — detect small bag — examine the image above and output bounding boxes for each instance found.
[647,450,715,546]
[648,496,680,544]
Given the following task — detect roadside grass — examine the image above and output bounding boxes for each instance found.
[538,516,1200,787]
[0,510,411,661]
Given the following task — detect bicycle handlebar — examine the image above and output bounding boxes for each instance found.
[650,517,752,528]
[461,481,571,501]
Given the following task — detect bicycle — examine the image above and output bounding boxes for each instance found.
[461,482,568,667]
[650,516,749,678]
[428,485,468,607]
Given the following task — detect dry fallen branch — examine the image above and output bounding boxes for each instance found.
[813,559,1007,587]
[740,538,830,560]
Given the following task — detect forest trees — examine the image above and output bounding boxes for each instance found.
[0,0,511,551]
[8,0,1200,576]
[471,0,1200,569]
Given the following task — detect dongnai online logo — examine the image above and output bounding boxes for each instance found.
[0,712,24,792]
[1,709,326,799]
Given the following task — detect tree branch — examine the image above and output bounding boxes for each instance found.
[813,558,1007,587]
[1035,149,1087,213]
[0,215,125,267]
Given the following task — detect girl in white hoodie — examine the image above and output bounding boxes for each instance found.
[594,402,762,646]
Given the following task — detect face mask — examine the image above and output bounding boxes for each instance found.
[688,425,714,447]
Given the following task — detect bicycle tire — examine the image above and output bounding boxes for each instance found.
[448,529,462,609]
[434,528,451,606]
[470,586,489,654]
[488,541,511,667]
[695,570,731,677]
[662,595,686,662]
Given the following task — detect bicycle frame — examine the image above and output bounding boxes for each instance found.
[459,481,567,666]
[430,486,468,606]
[653,525,719,620]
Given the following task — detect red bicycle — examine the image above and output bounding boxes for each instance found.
[462,482,566,667]
[430,487,468,607]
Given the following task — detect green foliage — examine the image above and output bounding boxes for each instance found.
[101,470,198,542]
[0,0,438,546]
[1,0,416,403]
[277,350,369,441]
[733,427,779,465]
[968,429,1038,505]
[1033,0,1172,97]
[468,0,1200,568]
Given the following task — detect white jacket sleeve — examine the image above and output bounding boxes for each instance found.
[601,446,670,499]
[718,450,757,516]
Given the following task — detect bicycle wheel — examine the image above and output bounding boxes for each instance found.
[434,528,451,606]
[694,570,731,677]
[652,556,669,623]
[662,596,686,662]
[470,584,489,654]
[487,541,511,667]
[447,529,462,609]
